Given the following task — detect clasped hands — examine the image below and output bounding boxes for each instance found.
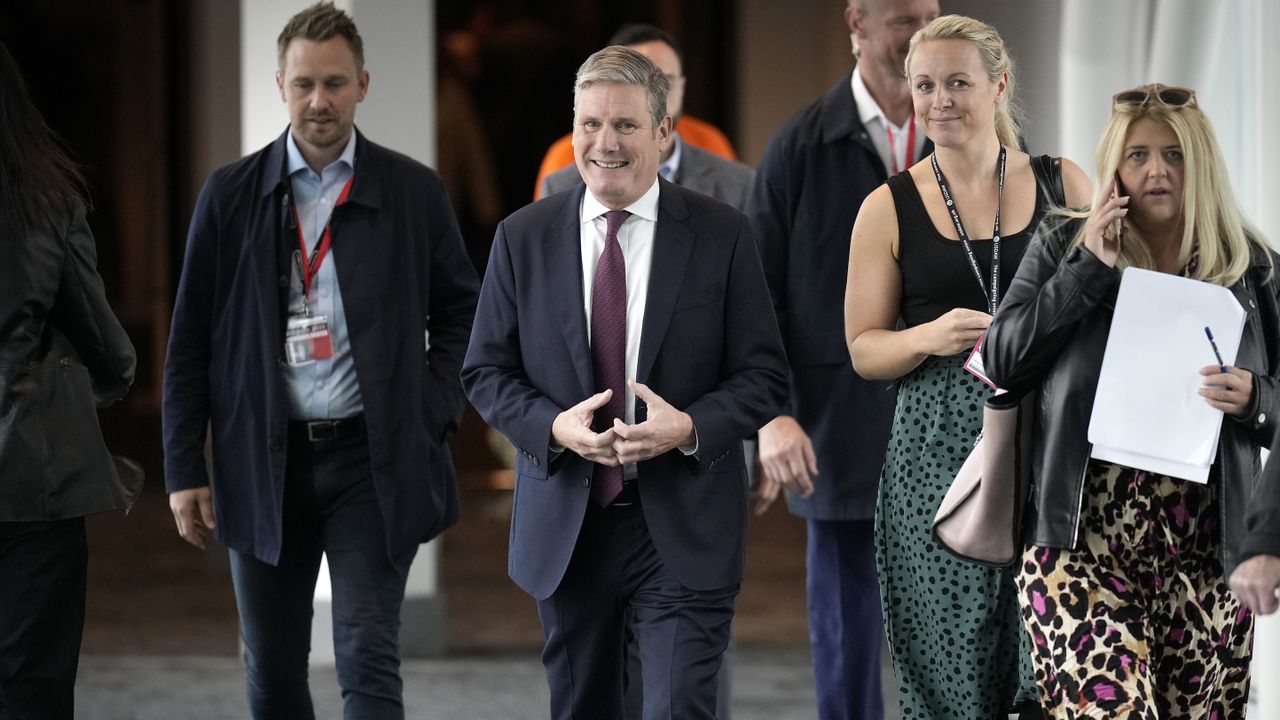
[552,379,694,466]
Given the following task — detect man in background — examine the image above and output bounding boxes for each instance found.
[745,1,938,718]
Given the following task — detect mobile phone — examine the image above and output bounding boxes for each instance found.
[1113,176,1123,242]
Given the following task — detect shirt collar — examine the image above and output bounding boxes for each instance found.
[659,134,683,181]
[581,175,661,226]
[850,66,895,131]
[285,130,357,178]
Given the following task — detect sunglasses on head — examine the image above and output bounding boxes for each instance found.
[1112,83,1197,110]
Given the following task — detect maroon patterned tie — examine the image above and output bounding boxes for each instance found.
[590,209,630,506]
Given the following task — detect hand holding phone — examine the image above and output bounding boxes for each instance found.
[1085,177,1128,267]
[1112,178,1124,245]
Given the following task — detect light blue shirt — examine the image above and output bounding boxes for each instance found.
[282,131,364,420]
[659,134,683,181]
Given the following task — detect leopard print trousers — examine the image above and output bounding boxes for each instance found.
[1017,461,1253,719]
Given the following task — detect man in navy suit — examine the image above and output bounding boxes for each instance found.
[462,46,787,720]
[162,4,478,718]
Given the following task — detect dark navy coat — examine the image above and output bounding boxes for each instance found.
[163,129,478,571]
[745,72,932,521]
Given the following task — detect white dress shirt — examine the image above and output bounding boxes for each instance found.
[579,178,660,428]
[851,67,925,177]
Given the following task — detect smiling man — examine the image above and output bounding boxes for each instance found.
[162,3,478,718]
[463,46,788,719]
[540,24,755,212]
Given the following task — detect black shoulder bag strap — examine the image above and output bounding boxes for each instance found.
[1030,154,1066,207]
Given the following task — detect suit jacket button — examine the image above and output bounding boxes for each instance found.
[583,476,590,487]
[533,457,540,466]
[1260,412,1268,424]
[278,275,290,288]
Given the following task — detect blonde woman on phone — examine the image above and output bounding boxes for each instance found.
[984,83,1280,718]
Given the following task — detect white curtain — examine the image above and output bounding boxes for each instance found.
[1059,1,1280,716]
[1059,0,1277,241]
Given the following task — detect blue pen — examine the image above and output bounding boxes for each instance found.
[1204,326,1227,373]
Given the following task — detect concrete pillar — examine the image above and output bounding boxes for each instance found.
[239,0,445,661]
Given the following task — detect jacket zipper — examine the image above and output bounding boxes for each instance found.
[1069,445,1091,548]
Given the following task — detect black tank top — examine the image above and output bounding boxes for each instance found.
[890,170,1047,328]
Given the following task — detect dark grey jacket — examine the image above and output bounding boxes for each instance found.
[0,203,137,521]
[745,73,936,520]
[984,218,1280,574]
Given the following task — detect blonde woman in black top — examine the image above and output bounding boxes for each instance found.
[845,15,1090,720]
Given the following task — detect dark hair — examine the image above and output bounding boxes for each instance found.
[0,42,88,236]
[277,2,365,70]
[607,23,684,74]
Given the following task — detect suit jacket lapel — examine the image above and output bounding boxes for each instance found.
[637,179,693,384]
[549,186,595,397]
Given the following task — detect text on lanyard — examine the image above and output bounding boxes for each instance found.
[930,145,1007,315]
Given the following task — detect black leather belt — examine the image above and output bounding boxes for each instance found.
[291,415,365,443]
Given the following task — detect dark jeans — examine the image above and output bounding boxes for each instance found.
[0,518,87,720]
[807,518,883,720]
[228,425,412,720]
[537,500,738,720]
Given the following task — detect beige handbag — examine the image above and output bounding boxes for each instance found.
[932,392,1034,567]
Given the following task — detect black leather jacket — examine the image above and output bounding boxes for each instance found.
[0,204,137,521]
[984,218,1280,575]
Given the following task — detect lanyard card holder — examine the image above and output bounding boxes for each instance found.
[285,312,333,366]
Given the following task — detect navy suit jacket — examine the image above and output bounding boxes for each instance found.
[163,129,479,571]
[462,178,789,600]
[746,72,934,521]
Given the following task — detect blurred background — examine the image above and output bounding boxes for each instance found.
[2,0,1277,717]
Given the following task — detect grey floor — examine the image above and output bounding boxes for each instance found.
[71,648,1266,719]
[76,648,896,720]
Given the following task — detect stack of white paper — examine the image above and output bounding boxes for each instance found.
[1088,268,1245,483]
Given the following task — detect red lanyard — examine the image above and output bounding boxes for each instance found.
[884,115,917,175]
[294,176,355,300]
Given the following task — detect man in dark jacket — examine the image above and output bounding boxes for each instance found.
[1232,456,1280,614]
[744,1,937,718]
[162,4,478,718]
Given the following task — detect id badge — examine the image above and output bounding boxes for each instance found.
[284,313,334,366]
[963,331,998,390]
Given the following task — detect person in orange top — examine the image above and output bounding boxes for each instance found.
[532,23,736,200]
